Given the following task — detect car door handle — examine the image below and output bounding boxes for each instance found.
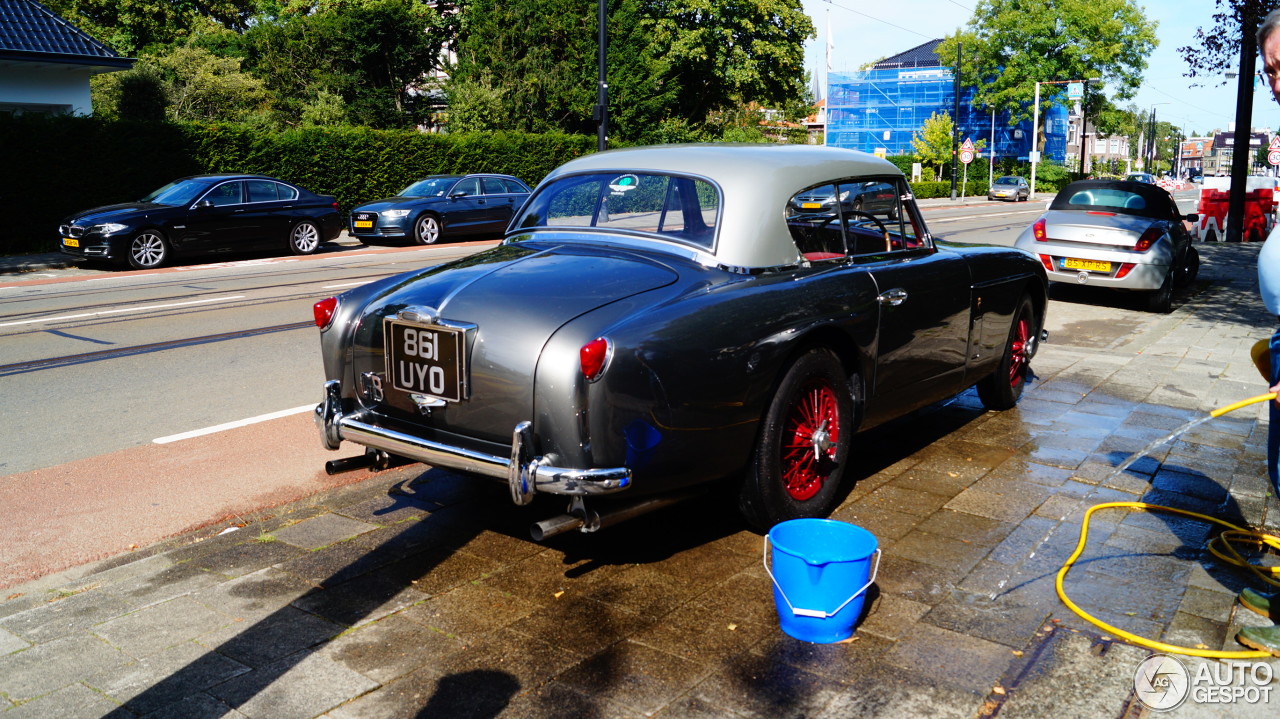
[878,288,908,306]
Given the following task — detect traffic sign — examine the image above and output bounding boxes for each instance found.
[1269,135,1280,151]
[1269,149,1280,166]
[959,138,975,165]
[1067,82,1083,100]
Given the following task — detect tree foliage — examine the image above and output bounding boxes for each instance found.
[447,0,812,141]
[41,0,259,55]
[912,111,955,180]
[937,0,1157,129]
[1179,0,1278,82]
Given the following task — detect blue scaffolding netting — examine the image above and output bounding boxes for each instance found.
[826,68,1067,163]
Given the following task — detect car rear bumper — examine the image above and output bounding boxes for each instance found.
[315,380,632,503]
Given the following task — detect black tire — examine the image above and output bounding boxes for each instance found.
[1174,246,1199,288]
[976,295,1036,410]
[288,221,321,255]
[127,230,170,270]
[414,213,442,245]
[738,348,853,530]
[1146,271,1174,314]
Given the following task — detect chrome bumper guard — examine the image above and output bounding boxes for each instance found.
[315,380,631,505]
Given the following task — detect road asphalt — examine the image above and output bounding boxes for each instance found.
[2,222,1279,717]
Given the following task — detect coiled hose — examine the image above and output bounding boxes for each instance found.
[1056,393,1280,658]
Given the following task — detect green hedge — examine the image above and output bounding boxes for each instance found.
[0,114,596,255]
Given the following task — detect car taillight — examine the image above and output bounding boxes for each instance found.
[1032,218,1047,241]
[1115,263,1137,279]
[314,296,338,329]
[580,337,611,382]
[1133,225,1162,252]
[1038,254,1054,272]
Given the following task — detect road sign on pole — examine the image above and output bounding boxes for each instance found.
[1270,137,1280,166]
[959,138,975,165]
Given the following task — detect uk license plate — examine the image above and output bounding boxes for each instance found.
[385,320,465,402]
[63,238,79,248]
[354,220,373,229]
[1061,257,1111,272]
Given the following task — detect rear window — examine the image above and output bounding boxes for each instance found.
[1049,181,1178,219]
[513,172,720,249]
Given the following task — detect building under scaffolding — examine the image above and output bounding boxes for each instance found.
[825,39,1067,164]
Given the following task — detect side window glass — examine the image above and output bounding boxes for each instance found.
[277,183,298,201]
[451,178,479,197]
[246,180,278,203]
[205,182,242,207]
[785,183,846,260]
[482,177,514,194]
[837,180,897,254]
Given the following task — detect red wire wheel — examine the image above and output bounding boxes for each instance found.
[780,378,841,501]
[1007,312,1031,388]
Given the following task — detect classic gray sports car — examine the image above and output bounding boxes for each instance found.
[314,144,1048,537]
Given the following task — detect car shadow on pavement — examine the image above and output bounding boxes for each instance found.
[98,463,805,717]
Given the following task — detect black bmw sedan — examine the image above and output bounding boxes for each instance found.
[349,174,532,245]
[59,174,343,269]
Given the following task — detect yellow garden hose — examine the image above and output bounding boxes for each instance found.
[1056,392,1280,659]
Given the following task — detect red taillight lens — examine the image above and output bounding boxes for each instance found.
[580,337,611,382]
[1133,225,1162,252]
[1115,262,1137,279]
[313,296,338,329]
[1038,254,1054,272]
[1032,218,1047,241]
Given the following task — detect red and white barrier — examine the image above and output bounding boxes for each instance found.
[1195,176,1279,242]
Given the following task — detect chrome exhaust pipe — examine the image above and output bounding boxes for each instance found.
[530,492,702,541]
[324,450,395,475]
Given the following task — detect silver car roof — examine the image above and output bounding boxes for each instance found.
[540,144,906,269]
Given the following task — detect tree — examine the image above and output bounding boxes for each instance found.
[1178,0,1277,81]
[937,0,1157,135]
[42,0,259,55]
[244,0,455,128]
[447,0,813,141]
[912,111,955,180]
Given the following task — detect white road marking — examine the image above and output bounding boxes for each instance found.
[323,281,367,289]
[153,404,314,444]
[928,209,1044,224]
[0,295,246,327]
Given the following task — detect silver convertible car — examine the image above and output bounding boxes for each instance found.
[314,145,1048,537]
[1013,180,1199,313]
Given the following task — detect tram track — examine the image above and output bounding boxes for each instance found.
[0,321,313,377]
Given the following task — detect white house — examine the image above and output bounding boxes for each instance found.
[0,0,132,116]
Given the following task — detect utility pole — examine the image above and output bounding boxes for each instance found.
[950,42,961,200]
[1078,83,1089,175]
[1226,6,1258,242]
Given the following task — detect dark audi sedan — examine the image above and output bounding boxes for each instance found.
[59,174,342,269]
[348,174,532,245]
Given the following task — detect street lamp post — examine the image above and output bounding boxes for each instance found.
[1146,103,1169,172]
[1225,7,1262,243]
[595,0,608,152]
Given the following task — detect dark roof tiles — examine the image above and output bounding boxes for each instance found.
[872,39,945,70]
[0,0,123,60]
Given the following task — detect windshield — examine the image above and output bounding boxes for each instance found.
[512,172,721,250]
[399,177,459,198]
[1049,181,1179,220]
[994,177,1020,185]
[140,179,210,206]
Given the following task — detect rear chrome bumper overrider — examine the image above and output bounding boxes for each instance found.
[315,380,631,504]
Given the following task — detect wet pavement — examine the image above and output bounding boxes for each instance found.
[3,242,1280,718]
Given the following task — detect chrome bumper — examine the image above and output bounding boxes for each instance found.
[315,380,631,505]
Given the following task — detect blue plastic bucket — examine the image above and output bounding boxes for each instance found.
[765,518,880,644]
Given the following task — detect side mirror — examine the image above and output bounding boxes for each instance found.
[194,200,213,210]
[1185,213,1199,222]
[450,191,468,199]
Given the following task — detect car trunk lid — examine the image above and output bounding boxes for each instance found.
[1041,209,1154,249]
[357,243,679,444]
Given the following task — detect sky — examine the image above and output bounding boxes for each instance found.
[801,0,1280,138]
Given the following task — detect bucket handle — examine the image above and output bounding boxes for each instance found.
[763,535,881,619]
